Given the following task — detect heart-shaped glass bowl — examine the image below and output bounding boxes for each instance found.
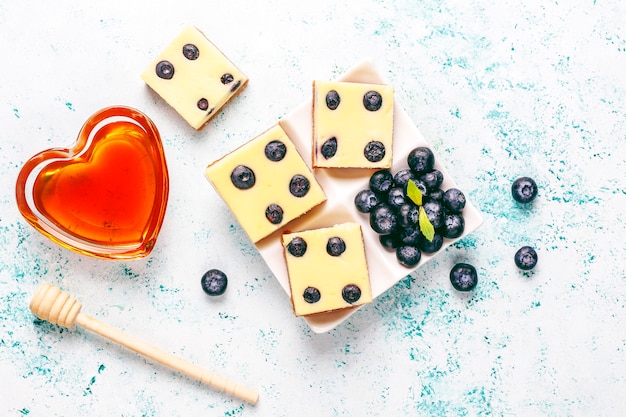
[15,106,169,260]
[255,60,484,333]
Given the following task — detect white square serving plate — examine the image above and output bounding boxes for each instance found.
[255,59,484,333]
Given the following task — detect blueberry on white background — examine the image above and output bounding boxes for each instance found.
[201,269,228,296]
[511,176,538,203]
[450,263,478,291]
[514,246,538,270]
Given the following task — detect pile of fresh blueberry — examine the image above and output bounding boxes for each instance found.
[354,146,467,268]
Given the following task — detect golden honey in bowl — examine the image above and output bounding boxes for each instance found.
[15,106,169,260]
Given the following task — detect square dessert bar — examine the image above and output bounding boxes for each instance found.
[312,80,394,169]
[282,222,372,316]
[141,25,248,130]
[205,124,327,243]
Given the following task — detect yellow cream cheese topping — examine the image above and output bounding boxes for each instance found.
[282,223,372,316]
[313,80,394,168]
[141,25,248,130]
[205,124,326,243]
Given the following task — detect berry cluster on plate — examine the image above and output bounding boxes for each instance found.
[354,146,468,268]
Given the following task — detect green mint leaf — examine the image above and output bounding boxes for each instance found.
[419,206,435,242]
[406,179,423,206]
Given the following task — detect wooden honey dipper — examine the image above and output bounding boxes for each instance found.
[29,282,259,405]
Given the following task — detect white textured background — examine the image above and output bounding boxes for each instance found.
[1,1,625,416]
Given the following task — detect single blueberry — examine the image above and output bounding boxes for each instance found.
[387,186,407,210]
[514,246,538,270]
[420,170,444,191]
[428,189,444,202]
[450,263,478,291]
[155,60,174,79]
[370,203,398,234]
[443,188,466,213]
[363,90,383,111]
[342,284,362,303]
[396,245,422,267]
[325,90,341,110]
[364,141,386,163]
[398,226,421,246]
[354,189,379,213]
[303,287,321,304]
[220,73,234,85]
[406,178,429,200]
[230,165,255,189]
[354,189,380,213]
[326,237,346,256]
[321,137,338,159]
[418,233,444,253]
[265,140,287,161]
[407,147,435,174]
[289,174,310,197]
[379,234,399,250]
[287,237,307,257]
[197,98,209,111]
[369,169,394,196]
[511,177,538,203]
[265,203,283,224]
[201,269,228,296]
[441,213,465,238]
[422,200,444,229]
[397,203,419,228]
[393,169,417,189]
[182,43,199,60]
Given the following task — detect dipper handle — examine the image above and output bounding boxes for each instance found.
[30,282,83,327]
[29,283,259,405]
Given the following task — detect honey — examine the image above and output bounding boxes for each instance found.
[15,106,169,260]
